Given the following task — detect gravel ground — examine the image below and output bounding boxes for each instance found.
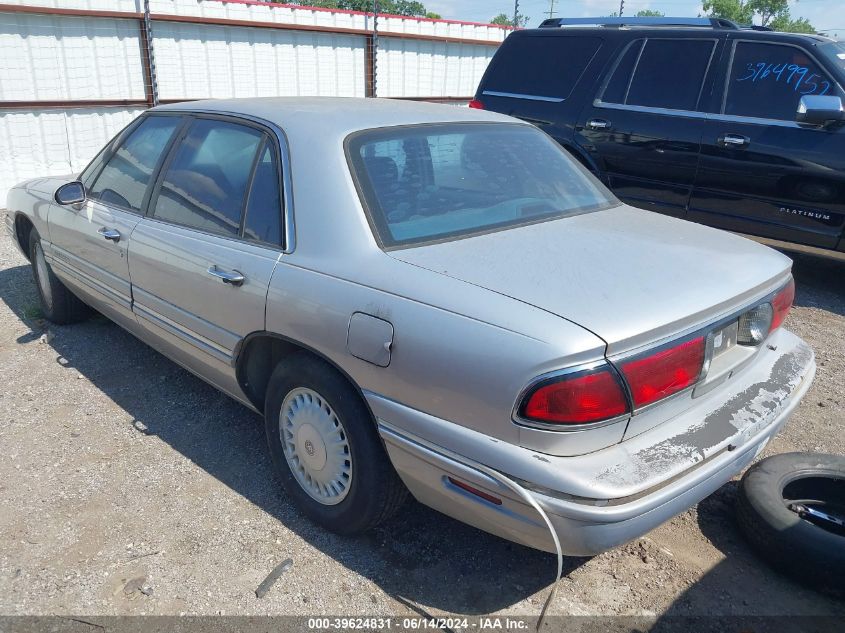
[0,233,843,619]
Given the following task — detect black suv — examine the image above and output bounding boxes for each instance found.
[472,17,845,254]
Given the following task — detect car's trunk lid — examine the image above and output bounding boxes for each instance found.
[388,205,792,355]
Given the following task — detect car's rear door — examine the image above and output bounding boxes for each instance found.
[690,36,845,249]
[46,114,184,328]
[576,33,725,218]
[128,114,285,400]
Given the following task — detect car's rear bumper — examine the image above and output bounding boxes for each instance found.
[369,328,815,555]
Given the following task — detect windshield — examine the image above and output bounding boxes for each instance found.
[347,123,617,248]
[818,41,845,76]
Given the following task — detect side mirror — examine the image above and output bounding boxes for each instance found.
[54,181,86,206]
[796,95,845,127]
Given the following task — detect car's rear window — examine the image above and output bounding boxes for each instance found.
[347,123,617,248]
[483,35,602,100]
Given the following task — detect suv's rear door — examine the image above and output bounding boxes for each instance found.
[690,36,845,249]
[576,33,725,218]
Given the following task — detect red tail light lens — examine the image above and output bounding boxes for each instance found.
[468,99,485,109]
[620,337,705,408]
[521,367,629,425]
[770,278,795,331]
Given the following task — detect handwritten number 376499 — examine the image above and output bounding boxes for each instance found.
[737,62,831,95]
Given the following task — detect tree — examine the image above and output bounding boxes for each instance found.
[278,1,435,18]
[490,12,529,27]
[636,9,665,17]
[770,11,815,33]
[702,0,815,32]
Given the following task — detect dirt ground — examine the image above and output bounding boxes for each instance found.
[0,233,843,620]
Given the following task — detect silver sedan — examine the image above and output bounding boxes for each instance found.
[4,98,814,555]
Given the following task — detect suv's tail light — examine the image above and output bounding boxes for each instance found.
[770,278,795,331]
[619,336,705,408]
[468,99,485,109]
[520,366,629,425]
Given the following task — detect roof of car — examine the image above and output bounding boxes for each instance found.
[153,97,519,135]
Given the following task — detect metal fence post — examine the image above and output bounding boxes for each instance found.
[371,0,378,97]
[140,0,159,107]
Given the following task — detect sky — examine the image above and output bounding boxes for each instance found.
[423,0,844,37]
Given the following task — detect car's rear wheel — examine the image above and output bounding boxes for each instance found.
[264,353,407,533]
[28,229,89,324]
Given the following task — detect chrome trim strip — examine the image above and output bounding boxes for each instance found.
[134,301,233,365]
[482,90,565,103]
[594,101,709,119]
[708,113,802,128]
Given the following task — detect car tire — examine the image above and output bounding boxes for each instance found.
[28,229,89,325]
[264,352,407,534]
[737,452,845,594]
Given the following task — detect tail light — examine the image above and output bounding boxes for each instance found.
[520,366,629,425]
[770,278,795,331]
[619,336,705,408]
[468,99,485,109]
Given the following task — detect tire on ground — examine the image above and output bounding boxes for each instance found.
[264,352,407,534]
[28,229,90,325]
[737,452,845,594]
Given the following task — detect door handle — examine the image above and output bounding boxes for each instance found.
[587,118,612,131]
[718,133,750,148]
[207,265,245,286]
[97,227,121,242]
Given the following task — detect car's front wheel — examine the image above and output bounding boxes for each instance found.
[264,353,407,533]
[28,229,89,324]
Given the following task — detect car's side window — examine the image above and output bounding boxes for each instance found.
[151,118,263,237]
[602,39,715,111]
[242,143,283,245]
[724,41,839,121]
[88,116,182,212]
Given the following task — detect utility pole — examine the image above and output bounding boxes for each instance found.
[513,0,519,27]
[547,0,556,20]
[618,0,625,17]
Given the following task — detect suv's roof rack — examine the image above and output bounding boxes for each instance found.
[738,24,774,31]
[538,16,740,30]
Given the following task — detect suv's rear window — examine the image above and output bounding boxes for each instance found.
[347,123,617,248]
[484,35,602,100]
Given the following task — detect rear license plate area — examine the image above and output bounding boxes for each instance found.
[710,321,738,358]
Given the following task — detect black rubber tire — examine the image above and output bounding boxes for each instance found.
[264,353,407,534]
[737,452,845,594]
[28,229,89,325]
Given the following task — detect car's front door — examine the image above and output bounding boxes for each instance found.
[576,35,724,218]
[690,38,845,249]
[46,114,184,327]
[128,115,285,401]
